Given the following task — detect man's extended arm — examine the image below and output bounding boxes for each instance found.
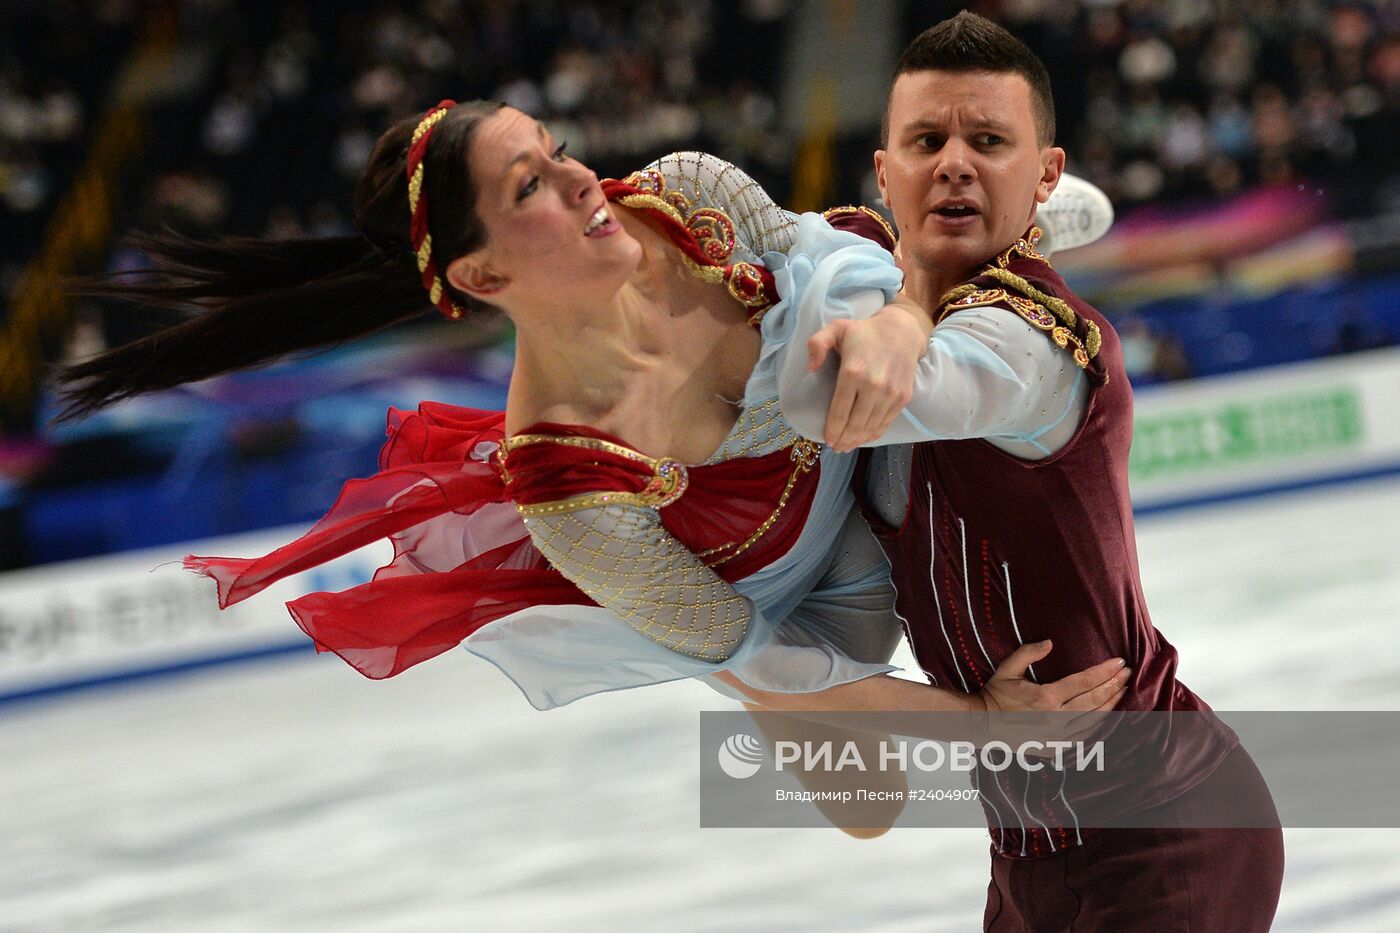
[781,300,1088,456]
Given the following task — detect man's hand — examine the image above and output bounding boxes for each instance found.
[806,294,933,452]
[971,640,1131,748]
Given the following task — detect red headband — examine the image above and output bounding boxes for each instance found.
[406,99,469,319]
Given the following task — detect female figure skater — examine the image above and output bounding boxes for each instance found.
[59,101,1128,727]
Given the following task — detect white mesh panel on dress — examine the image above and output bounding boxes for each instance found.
[523,504,751,662]
[643,151,799,260]
[704,398,799,462]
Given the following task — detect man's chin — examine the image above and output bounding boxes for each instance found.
[911,236,987,277]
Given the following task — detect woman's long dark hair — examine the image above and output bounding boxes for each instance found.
[54,100,505,423]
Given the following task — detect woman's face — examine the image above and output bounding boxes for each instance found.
[445,107,642,312]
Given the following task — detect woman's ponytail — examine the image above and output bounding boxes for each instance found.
[54,100,504,423]
[54,232,432,423]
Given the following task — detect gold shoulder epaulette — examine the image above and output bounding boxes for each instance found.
[938,278,1101,372]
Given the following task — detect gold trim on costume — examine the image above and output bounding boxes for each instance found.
[612,190,687,229]
[821,205,899,246]
[995,226,1048,268]
[941,287,1012,312]
[515,482,684,517]
[697,439,820,567]
[506,431,822,563]
[934,231,1104,375]
[979,266,1103,366]
[503,432,658,463]
[613,171,772,309]
[688,207,738,264]
[503,434,690,515]
[980,267,1078,328]
[727,262,769,309]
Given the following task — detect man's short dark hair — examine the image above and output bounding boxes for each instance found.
[881,11,1056,147]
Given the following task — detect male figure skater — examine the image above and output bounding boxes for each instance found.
[738,13,1284,930]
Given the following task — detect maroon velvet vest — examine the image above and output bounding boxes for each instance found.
[864,237,1237,859]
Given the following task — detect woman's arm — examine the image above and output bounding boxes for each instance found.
[524,502,754,662]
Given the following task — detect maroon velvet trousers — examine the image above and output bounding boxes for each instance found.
[983,746,1285,931]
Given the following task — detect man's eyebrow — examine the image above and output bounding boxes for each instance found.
[900,117,1015,134]
[500,122,548,182]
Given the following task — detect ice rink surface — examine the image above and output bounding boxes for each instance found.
[4,476,1400,932]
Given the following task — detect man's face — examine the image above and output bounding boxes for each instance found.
[876,69,1065,288]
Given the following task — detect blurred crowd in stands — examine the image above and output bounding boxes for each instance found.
[6,1,1397,247]
[1,1,137,330]
[2,0,1398,398]
[988,0,1400,219]
[83,0,792,245]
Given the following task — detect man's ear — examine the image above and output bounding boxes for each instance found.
[1035,146,1067,204]
[444,253,508,299]
[874,149,890,208]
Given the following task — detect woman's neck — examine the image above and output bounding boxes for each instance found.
[503,210,698,433]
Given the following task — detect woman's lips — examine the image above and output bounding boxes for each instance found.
[585,217,620,238]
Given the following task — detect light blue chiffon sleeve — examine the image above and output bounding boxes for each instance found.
[748,212,905,408]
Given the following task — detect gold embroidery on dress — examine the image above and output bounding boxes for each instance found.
[687,207,738,264]
[505,418,820,563]
[705,398,796,461]
[698,439,820,567]
[504,432,660,465]
[502,434,690,515]
[729,262,769,311]
[513,462,687,516]
[609,191,742,290]
[490,446,511,485]
[620,157,788,309]
[612,189,688,230]
[692,409,812,563]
